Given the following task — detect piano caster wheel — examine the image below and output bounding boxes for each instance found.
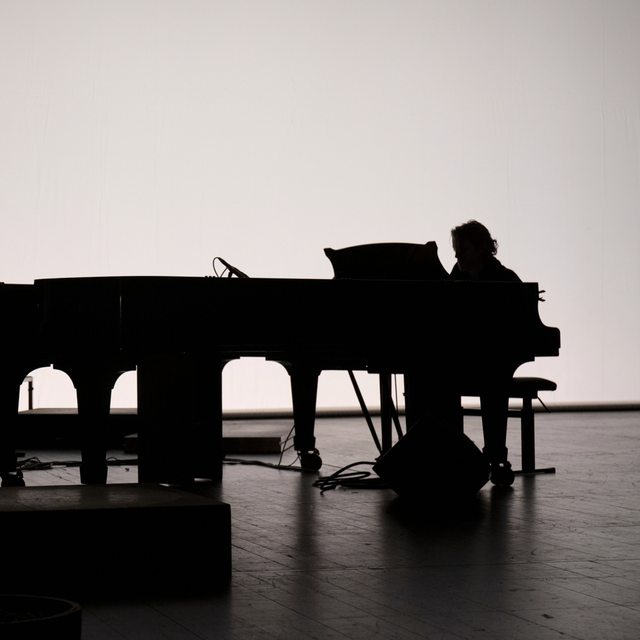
[1,471,25,487]
[299,450,322,471]
[490,461,515,487]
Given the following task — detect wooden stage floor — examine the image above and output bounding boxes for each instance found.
[8,410,640,639]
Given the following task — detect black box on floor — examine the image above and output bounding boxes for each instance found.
[0,483,231,599]
[373,419,489,500]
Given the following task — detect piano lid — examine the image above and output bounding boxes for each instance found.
[324,241,448,281]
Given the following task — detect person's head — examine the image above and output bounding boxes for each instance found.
[451,220,498,274]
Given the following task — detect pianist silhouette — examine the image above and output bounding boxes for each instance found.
[449,220,520,283]
[451,220,519,486]
[404,220,521,487]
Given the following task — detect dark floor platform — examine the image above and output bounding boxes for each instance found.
[0,483,231,599]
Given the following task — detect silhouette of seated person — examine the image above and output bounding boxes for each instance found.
[450,220,520,283]
[454,220,520,484]
[405,220,520,486]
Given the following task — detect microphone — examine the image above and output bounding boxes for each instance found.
[217,257,249,278]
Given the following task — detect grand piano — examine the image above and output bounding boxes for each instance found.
[0,245,560,486]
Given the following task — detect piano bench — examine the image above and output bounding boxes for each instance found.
[462,376,557,475]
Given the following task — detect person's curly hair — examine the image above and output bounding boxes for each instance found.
[451,220,498,256]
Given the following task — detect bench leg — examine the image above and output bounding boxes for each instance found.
[516,396,555,475]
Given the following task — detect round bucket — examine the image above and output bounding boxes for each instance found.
[0,594,81,639]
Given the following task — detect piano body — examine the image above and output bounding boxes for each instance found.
[0,275,560,485]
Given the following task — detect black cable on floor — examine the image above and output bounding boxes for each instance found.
[312,461,388,492]
[223,457,311,472]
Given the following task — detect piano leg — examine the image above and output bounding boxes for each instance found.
[0,372,25,487]
[138,358,194,484]
[137,357,227,484]
[75,382,113,485]
[192,359,226,482]
[60,364,130,485]
[286,363,322,470]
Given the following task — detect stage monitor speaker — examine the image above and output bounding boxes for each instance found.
[373,418,490,500]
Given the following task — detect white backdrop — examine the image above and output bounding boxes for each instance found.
[1,0,639,411]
